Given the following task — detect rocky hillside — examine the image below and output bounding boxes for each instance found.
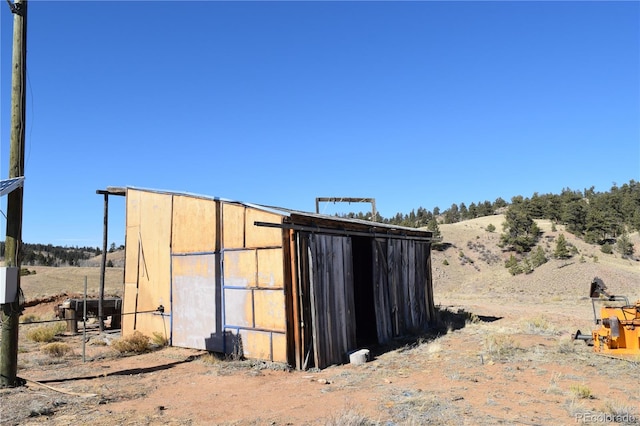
[81,249,125,268]
[431,215,640,307]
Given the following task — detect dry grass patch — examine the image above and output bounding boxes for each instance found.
[601,400,638,422]
[386,390,462,425]
[41,342,73,357]
[19,314,40,323]
[557,337,578,354]
[151,331,169,346]
[25,322,66,343]
[569,383,593,399]
[325,408,376,426]
[521,315,559,335]
[484,333,520,360]
[111,331,151,354]
[544,374,564,396]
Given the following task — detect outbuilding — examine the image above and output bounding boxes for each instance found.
[110,187,436,369]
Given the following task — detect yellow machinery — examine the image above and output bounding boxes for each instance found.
[575,277,640,356]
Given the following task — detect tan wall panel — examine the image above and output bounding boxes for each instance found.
[124,229,139,287]
[222,203,245,249]
[133,314,170,341]
[136,191,172,313]
[271,332,287,363]
[236,329,272,361]
[172,195,217,253]
[124,190,142,285]
[172,254,215,276]
[126,189,142,228]
[253,289,286,332]
[172,254,218,350]
[224,288,253,328]
[257,248,284,288]
[122,282,138,335]
[224,250,256,288]
[245,209,283,248]
[123,190,172,337]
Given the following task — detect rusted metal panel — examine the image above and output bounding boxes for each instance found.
[253,289,286,332]
[222,203,245,249]
[172,195,217,254]
[224,249,257,288]
[245,208,283,248]
[224,288,254,328]
[172,254,219,351]
[257,248,284,289]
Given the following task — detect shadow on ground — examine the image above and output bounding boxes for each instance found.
[31,355,198,384]
[367,306,502,360]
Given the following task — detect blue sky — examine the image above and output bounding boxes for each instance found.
[1,1,639,248]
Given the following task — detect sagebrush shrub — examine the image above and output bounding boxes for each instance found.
[41,342,72,357]
[112,331,151,354]
[26,323,66,343]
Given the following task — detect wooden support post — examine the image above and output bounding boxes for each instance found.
[1,0,27,388]
[65,309,78,334]
[99,193,108,332]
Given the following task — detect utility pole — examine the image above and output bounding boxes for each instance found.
[1,0,27,388]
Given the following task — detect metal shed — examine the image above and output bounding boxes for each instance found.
[115,187,436,369]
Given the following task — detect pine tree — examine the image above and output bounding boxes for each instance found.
[553,234,571,259]
[531,246,547,267]
[426,218,442,240]
[499,204,540,253]
[616,232,634,257]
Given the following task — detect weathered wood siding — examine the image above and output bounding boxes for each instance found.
[373,238,434,344]
[307,233,357,369]
[294,233,434,368]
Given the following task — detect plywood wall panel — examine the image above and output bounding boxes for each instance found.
[136,197,171,313]
[172,254,219,350]
[223,203,245,249]
[172,195,217,254]
[272,332,287,363]
[224,250,256,288]
[126,189,142,228]
[236,329,272,361]
[257,249,284,288]
[124,190,142,285]
[122,282,138,335]
[224,288,254,328]
[253,289,286,332]
[245,209,283,248]
[122,190,172,338]
[133,314,169,341]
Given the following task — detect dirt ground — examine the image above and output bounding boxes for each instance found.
[1,217,639,425]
